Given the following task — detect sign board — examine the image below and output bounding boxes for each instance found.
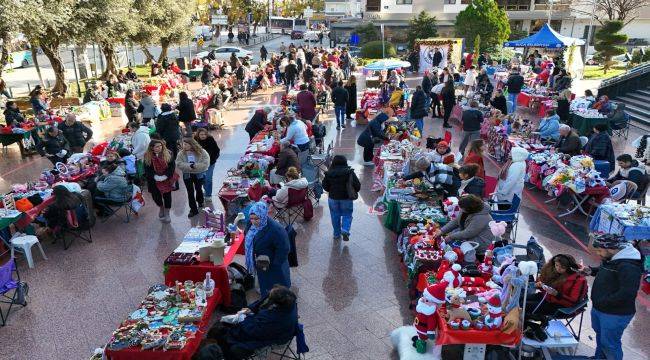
[304,7,314,19]
[211,15,228,25]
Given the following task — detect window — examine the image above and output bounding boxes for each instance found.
[460,0,471,4]
[444,0,456,3]
[509,20,524,31]
[366,0,381,11]
[583,25,600,45]
[499,0,529,10]
[396,0,413,3]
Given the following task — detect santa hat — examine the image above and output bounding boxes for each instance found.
[487,296,502,313]
[423,282,447,304]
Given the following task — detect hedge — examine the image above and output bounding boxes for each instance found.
[360,41,397,59]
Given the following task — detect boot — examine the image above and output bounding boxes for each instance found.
[158,206,165,219]
[162,209,171,223]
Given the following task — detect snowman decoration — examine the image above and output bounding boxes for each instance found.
[484,296,503,329]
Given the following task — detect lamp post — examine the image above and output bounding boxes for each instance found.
[547,0,554,24]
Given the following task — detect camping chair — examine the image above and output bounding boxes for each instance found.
[489,194,522,242]
[246,323,308,360]
[272,188,308,226]
[0,254,27,326]
[306,180,322,206]
[309,140,332,180]
[609,105,630,140]
[549,298,589,341]
[56,191,94,250]
[95,185,135,223]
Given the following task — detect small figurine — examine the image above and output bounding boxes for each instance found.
[412,281,447,354]
[484,296,503,329]
[445,294,471,322]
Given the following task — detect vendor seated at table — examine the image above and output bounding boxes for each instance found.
[526,254,587,323]
[37,126,70,165]
[584,123,615,169]
[429,141,455,164]
[3,101,26,127]
[432,194,494,257]
[554,124,582,156]
[537,109,560,142]
[270,141,300,185]
[607,154,648,198]
[271,167,308,208]
[583,89,596,106]
[458,164,485,198]
[205,285,298,360]
[95,163,131,209]
[43,185,83,231]
[591,95,612,115]
[402,157,460,197]
[100,150,125,169]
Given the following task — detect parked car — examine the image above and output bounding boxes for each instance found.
[197,46,254,62]
[304,31,320,42]
[291,30,304,40]
[193,26,214,41]
[3,50,33,70]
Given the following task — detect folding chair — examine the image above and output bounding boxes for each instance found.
[246,322,308,360]
[0,255,27,326]
[631,174,649,206]
[272,188,308,226]
[95,186,135,223]
[306,180,322,206]
[490,194,522,242]
[56,192,94,250]
[309,140,332,180]
[551,298,589,340]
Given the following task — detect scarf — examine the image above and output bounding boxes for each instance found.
[498,158,512,180]
[152,154,168,175]
[244,201,269,272]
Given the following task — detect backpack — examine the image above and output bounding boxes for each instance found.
[346,171,358,200]
[312,123,326,139]
[228,262,255,291]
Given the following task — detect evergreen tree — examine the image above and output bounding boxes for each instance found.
[406,11,438,50]
[594,20,628,73]
[454,0,510,53]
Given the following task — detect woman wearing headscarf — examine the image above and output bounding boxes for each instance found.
[245,202,291,297]
[592,95,612,115]
[494,147,529,208]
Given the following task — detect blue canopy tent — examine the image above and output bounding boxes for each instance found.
[503,24,585,48]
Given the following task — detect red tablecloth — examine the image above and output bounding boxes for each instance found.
[104,289,221,360]
[164,233,245,306]
[434,309,521,346]
[107,97,126,106]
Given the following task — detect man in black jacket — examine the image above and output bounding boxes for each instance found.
[505,68,524,114]
[284,60,298,91]
[554,125,582,156]
[458,100,483,155]
[37,126,70,165]
[58,114,93,153]
[331,81,349,129]
[582,233,642,360]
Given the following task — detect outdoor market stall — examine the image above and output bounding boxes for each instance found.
[590,203,650,240]
[414,38,463,74]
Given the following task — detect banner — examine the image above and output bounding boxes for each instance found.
[419,45,449,73]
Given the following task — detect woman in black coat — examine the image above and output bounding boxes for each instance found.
[556,89,571,124]
[490,89,508,116]
[584,123,616,170]
[3,101,26,127]
[155,103,182,158]
[344,76,357,120]
[441,79,456,128]
[357,108,391,164]
[322,155,361,241]
[124,89,139,123]
[409,86,428,134]
[177,91,197,136]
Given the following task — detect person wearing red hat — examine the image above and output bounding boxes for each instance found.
[430,141,455,165]
[413,281,447,353]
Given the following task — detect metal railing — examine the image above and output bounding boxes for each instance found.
[598,62,650,99]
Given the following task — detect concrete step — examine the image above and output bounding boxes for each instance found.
[624,92,650,105]
[636,89,650,97]
[617,95,650,112]
[622,103,650,127]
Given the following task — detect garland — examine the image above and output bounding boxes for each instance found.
[414,39,457,65]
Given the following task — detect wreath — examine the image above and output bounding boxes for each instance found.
[414,40,457,66]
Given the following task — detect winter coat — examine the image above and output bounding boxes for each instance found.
[590,245,642,315]
[176,148,210,177]
[545,272,588,308]
[137,96,159,119]
[331,86,348,107]
[464,151,486,179]
[201,65,214,84]
[495,147,529,202]
[285,64,298,80]
[461,108,483,132]
[441,86,456,109]
[585,132,615,167]
[506,73,525,93]
[131,125,151,160]
[125,97,139,123]
[554,132,581,156]
[197,136,220,165]
[357,112,388,148]
[177,98,197,123]
[155,111,182,147]
[556,99,570,123]
[144,155,176,192]
[58,121,93,148]
[245,110,270,138]
[273,178,309,208]
[31,97,48,113]
[459,177,485,198]
[537,114,560,141]
[96,167,130,202]
[37,132,68,157]
[345,83,357,115]
[275,147,300,177]
[250,218,291,296]
[226,295,298,352]
[296,90,317,121]
[440,204,494,254]
[410,89,428,119]
[3,108,25,127]
[322,165,361,201]
[490,95,508,116]
[421,76,433,95]
[608,159,648,196]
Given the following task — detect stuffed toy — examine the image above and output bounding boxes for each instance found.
[445,294,471,322]
[484,296,503,329]
[442,263,463,288]
[412,281,447,354]
[489,220,507,240]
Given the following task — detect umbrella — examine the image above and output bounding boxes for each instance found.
[363,59,412,71]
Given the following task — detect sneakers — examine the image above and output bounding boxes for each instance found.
[188,209,199,218]
[333,235,341,241]
[341,124,346,129]
[336,125,341,130]
[158,207,165,219]
[342,233,350,241]
[160,209,171,223]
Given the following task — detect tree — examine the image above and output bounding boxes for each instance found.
[19,0,78,95]
[455,0,510,53]
[0,0,22,76]
[473,34,481,65]
[251,1,268,35]
[355,23,379,43]
[406,11,438,50]
[574,0,649,26]
[594,20,628,73]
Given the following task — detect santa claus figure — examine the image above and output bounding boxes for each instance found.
[484,295,503,329]
[412,281,447,354]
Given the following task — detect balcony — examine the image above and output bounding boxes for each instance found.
[443,3,469,13]
[534,3,571,11]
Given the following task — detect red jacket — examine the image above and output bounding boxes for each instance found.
[464,152,485,179]
[546,272,588,308]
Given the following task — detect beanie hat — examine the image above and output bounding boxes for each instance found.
[423,281,447,304]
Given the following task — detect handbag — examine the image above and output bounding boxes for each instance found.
[346,172,358,200]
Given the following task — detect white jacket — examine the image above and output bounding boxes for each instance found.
[495,147,529,202]
[131,126,151,159]
[272,178,308,208]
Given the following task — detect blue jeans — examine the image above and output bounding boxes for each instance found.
[508,92,518,114]
[328,198,353,237]
[413,118,423,134]
[335,105,346,126]
[203,163,215,196]
[591,308,634,360]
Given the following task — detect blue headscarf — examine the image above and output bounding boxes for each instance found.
[244,201,269,272]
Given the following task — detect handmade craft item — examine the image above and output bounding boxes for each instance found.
[412,281,447,354]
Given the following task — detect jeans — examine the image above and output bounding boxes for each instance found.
[183,174,205,212]
[363,145,374,162]
[328,198,353,237]
[203,163,215,197]
[508,92,519,114]
[591,308,634,360]
[459,130,480,155]
[413,118,424,134]
[335,105,346,126]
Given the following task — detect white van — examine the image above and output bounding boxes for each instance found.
[194,26,213,41]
